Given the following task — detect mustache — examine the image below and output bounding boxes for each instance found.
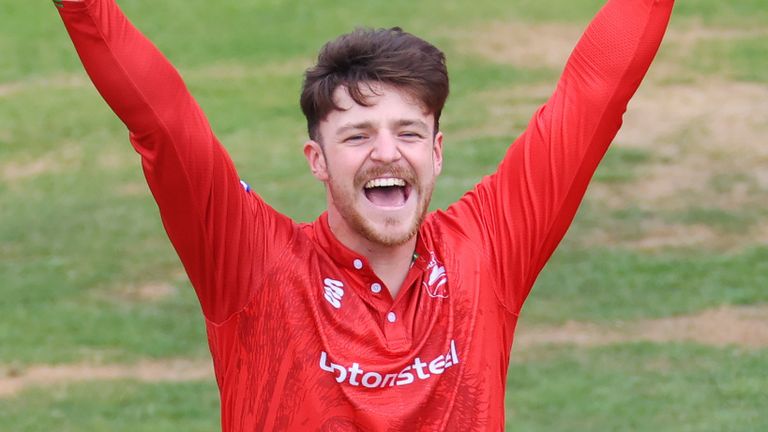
[355,164,418,189]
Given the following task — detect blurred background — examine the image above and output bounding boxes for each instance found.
[1,0,767,430]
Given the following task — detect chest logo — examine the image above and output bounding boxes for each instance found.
[423,252,448,298]
[319,340,460,389]
[323,278,344,309]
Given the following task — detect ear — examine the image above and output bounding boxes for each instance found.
[432,131,444,177]
[304,140,329,182]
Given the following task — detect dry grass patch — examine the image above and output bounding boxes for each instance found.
[650,25,768,82]
[115,181,148,197]
[583,79,768,250]
[2,144,83,183]
[449,20,768,74]
[618,81,768,163]
[97,148,137,171]
[514,304,768,350]
[0,74,88,99]
[582,222,722,251]
[453,83,552,140]
[0,358,213,399]
[188,56,313,80]
[449,21,582,69]
[457,77,768,250]
[106,282,178,303]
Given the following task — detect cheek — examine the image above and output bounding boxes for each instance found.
[417,151,439,175]
[326,158,360,188]
[329,150,369,176]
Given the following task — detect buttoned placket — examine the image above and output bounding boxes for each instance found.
[347,255,417,349]
[314,214,432,350]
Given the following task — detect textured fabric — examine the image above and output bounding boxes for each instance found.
[57,0,673,430]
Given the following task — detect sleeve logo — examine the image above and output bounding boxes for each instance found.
[323,278,344,309]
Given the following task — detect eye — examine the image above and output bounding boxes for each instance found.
[344,134,367,143]
[399,131,424,140]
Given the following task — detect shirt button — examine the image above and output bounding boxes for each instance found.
[353,259,363,270]
[387,312,396,323]
[371,283,382,294]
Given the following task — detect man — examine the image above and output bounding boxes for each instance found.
[54,0,673,430]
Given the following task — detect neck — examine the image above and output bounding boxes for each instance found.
[327,210,416,299]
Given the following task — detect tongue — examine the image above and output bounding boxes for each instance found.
[365,186,406,207]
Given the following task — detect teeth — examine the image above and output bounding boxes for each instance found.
[364,178,406,189]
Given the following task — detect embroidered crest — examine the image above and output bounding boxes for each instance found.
[423,252,448,298]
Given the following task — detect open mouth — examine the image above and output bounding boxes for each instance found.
[363,177,411,208]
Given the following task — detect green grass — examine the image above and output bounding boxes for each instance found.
[524,246,768,324]
[671,0,768,26]
[4,344,765,432]
[0,380,219,432]
[506,343,768,431]
[689,36,768,83]
[671,207,760,234]
[2,0,767,429]
[593,147,654,183]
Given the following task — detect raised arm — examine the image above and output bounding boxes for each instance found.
[55,0,293,323]
[441,0,674,313]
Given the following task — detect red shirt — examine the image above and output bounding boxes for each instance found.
[57,0,673,430]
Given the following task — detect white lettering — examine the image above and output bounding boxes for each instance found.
[396,367,415,386]
[428,356,446,375]
[318,340,460,389]
[412,357,430,380]
[348,363,363,386]
[362,372,383,388]
[381,373,398,387]
[319,351,347,383]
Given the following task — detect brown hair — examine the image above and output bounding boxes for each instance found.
[300,27,449,141]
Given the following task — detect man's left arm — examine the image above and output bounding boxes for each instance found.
[442,0,674,314]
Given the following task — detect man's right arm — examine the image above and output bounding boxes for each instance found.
[55,0,294,323]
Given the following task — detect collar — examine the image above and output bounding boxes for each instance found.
[311,212,430,274]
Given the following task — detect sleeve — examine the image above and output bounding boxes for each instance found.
[440,0,674,313]
[56,0,295,324]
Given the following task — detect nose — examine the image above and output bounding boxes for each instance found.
[369,131,402,163]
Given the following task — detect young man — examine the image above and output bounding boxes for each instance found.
[55,0,673,430]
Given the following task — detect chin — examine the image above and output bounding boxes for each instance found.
[357,205,426,246]
[329,178,434,247]
[367,218,419,246]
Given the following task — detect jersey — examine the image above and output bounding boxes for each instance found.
[56,0,673,430]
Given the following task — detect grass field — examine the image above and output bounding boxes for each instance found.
[2,0,767,430]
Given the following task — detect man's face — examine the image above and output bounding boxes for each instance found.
[304,83,443,247]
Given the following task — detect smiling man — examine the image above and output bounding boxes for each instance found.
[55,0,673,430]
[304,80,445,294]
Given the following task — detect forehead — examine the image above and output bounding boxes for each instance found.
[323,83,434,130]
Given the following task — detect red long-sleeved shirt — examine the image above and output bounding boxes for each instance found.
[57,0,673,430]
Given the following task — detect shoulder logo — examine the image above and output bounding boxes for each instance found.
[323,278,344,309]
[423,252,448,298]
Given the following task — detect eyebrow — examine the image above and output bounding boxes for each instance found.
[335,121,375,135]
[393,119,429,131]
[335,119,429,135]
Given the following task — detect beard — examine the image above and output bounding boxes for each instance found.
[328,162,434,247]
